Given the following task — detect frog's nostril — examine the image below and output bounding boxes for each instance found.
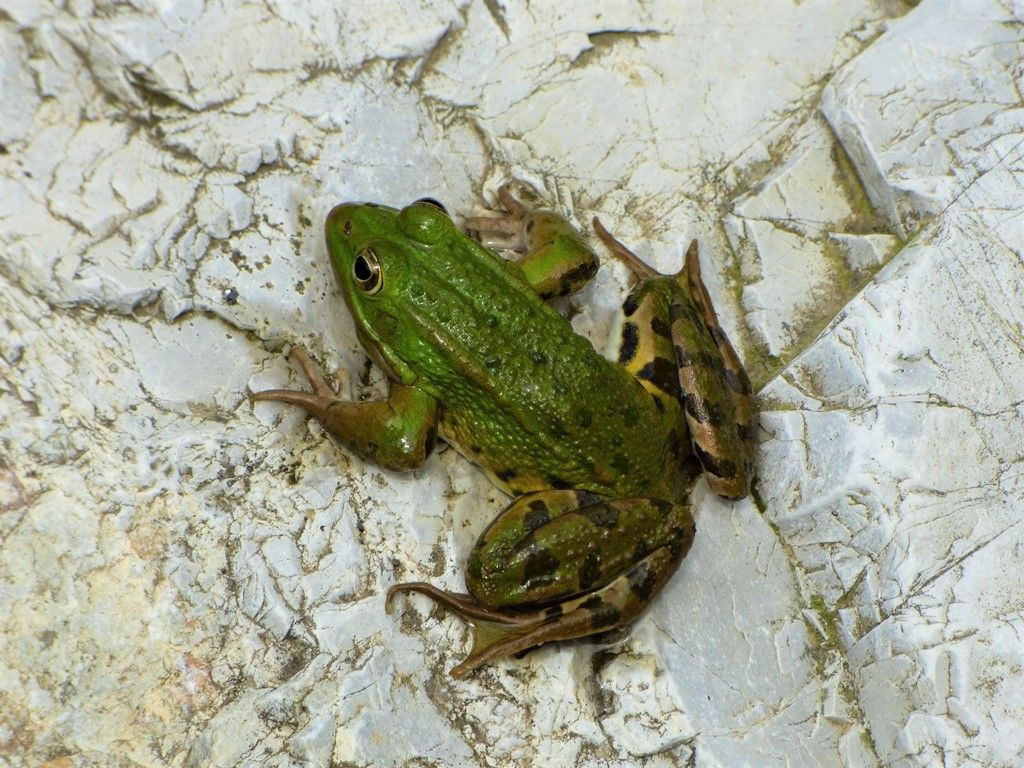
[327,203,361,238]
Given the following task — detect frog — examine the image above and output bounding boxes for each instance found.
[251,184,756,678]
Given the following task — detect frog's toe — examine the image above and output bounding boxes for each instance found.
[386,582,494,620]
[592,217,660,280]
[463,185,535,250]
[387,581,546,678]
[495,182,526,215]
[463,210,524,252]
[250,345,340,403]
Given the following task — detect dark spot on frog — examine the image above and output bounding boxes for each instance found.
[583,504,619,528]
[611,453,631,475]
[669,525,695,559]
[667,428,682,458]
[638,357,681,398]
[577,407,593,428]
[524,499,550,531]
[627,560,659,601]
[620,403,640,427]
[549,416,566,438]
[557,260,598,296]
[522,546,560,588]
[486,315,499,328]
[342,219,352,235]
[579,552,603,590]
[485,356,502,369]
[469,443,481,454]
[548,475,572,489]
[651,316,672,339]
[652,499,675,516]
[525,219,535,233]
[693,444,738,481]
[575,490,604,508]
[581,595,622,628]
[496,467,518,481]
[618,322,639,364]
[623,292,640,317]
[632,539,651,563]
[610,434,624,448]
[531,350,548,365]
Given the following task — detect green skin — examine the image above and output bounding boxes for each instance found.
[252,188,756,678]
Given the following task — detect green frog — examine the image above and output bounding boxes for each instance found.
[252,185,756,678]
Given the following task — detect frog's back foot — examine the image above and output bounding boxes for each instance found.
[464,184,530,249]
[592,217,660,280]
[387,543,683,679]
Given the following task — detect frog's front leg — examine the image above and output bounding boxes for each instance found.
[252,347,439,471]
[387,490,695,678]
[465,185,600,299]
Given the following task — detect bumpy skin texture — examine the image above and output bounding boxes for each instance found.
[253,190,755,677]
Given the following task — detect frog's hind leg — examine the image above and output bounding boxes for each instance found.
[465,184,600,299]
[390,544,682,678]
[387,490,694,678]
[673,240,757,497]
[594,222,756,498]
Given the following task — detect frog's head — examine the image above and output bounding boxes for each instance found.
[324,199,457,380]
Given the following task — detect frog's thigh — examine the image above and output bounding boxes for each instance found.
[465,490,695,610]
[516,212,600,299]
[616,280,684,412]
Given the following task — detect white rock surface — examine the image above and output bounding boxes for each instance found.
[3,1,1023,766]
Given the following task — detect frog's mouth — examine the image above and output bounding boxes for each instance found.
[353,319,403,381]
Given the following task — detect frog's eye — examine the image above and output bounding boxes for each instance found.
[352,247,382,294]
[414,197,447,214]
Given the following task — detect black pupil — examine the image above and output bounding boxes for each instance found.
[354,255,372,282]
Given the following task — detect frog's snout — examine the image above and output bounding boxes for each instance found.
[325,203,362,242]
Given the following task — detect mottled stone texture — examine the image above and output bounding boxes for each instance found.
[2,1,1022,766]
